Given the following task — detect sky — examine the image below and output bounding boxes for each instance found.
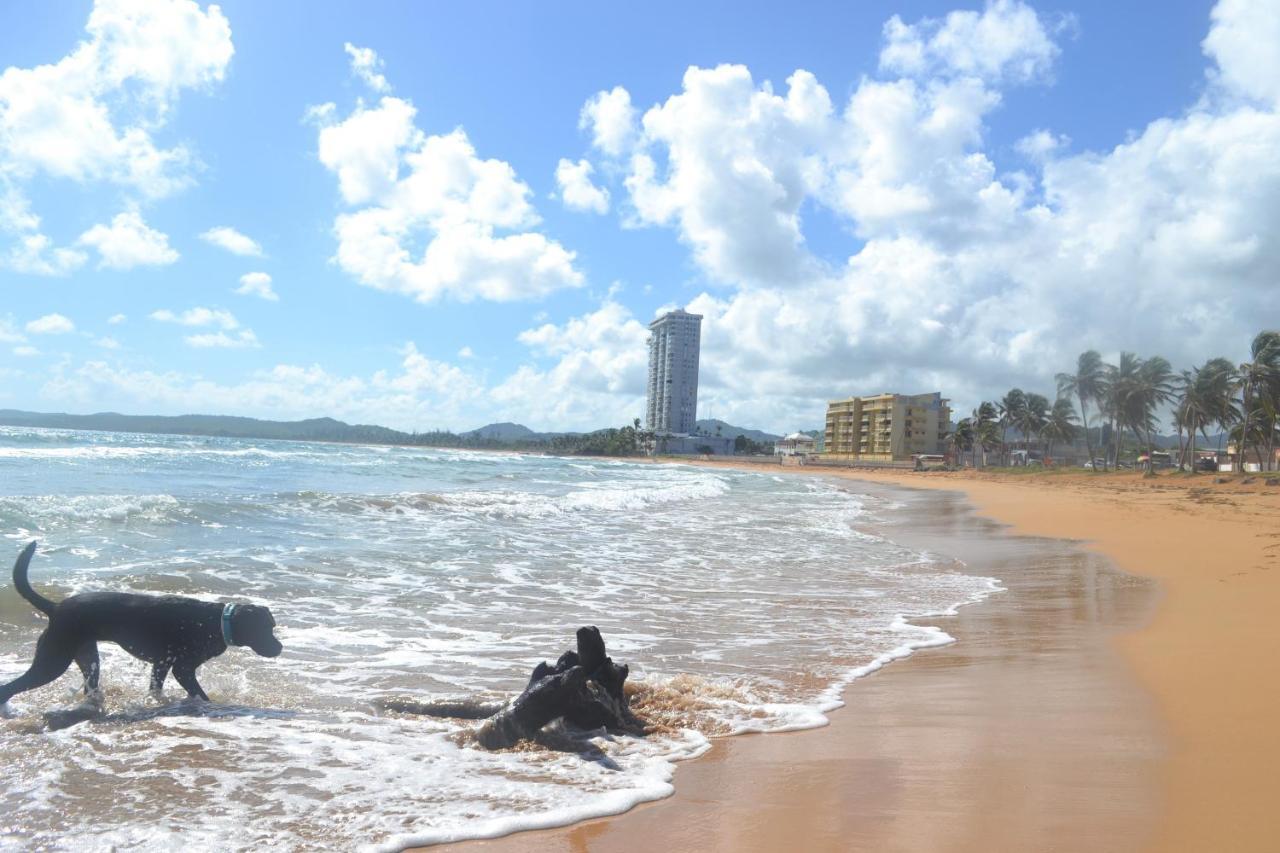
[1,0,1277,434]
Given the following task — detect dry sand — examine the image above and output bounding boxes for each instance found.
[436,466,1280,853]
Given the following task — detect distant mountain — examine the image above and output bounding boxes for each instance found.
[0,409,412,444]
[694,419,782,443]
[463,422,540,441]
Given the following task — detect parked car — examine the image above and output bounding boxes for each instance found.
[1083,458,1106,469]
[1196,457,1217,472]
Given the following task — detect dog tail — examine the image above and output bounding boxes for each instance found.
[13,541,56,618]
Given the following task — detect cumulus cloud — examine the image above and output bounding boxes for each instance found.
[580,86,637,156]
[200,226,263,256]
[185,330,260,349]
[535,0,1280,429]
[107,313,127,325]
[150,306,240,329]
[622,64,832,287]
[26,313,76,335]
[555,158,610,213]
[0,0,232,273]
[313,74,583,303]
[344,42,390,93]
[1202,0,1280,106]
[77,210,179,269]
[235,271,278,300]
[493,301,650,427]
[879,0,1064,83]
[149,305,261,349]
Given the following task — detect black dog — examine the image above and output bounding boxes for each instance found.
[0,542,282,706]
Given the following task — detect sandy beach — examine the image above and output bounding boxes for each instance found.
[441,465,1280,853]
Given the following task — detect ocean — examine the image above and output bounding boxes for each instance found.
[0,425,999,851]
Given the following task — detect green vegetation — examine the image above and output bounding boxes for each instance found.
[948,329,1280,474]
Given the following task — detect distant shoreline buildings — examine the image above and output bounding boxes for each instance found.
[823,392,950,462]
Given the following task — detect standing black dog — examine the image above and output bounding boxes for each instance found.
[0,541,282,706]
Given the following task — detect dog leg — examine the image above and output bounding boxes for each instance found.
[171,664,209,701]
[149,662,170,697]
[0,630,76,706]
[74,642,101,696]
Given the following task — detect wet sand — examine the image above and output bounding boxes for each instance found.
[437,475,1176,853]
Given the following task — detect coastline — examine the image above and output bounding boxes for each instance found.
[686,463,1280,852]
[433,466,1232,852]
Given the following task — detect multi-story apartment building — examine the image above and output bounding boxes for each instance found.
[823,392,950,461]
[646,309,702,435]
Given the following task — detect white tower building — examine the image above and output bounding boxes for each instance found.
[646,308,702,435]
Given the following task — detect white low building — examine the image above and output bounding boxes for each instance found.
[775,432,816,456]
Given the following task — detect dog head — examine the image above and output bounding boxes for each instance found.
[232,604,283,658]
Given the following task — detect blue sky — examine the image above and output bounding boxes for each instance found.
[1,0,1276,433]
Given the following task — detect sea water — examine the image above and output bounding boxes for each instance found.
[0,426,999,851]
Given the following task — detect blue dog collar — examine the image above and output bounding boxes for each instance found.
[221,603,238,647]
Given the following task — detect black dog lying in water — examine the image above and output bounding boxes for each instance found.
[0,542,282,708]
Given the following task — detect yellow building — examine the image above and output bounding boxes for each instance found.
[823,392,950,462]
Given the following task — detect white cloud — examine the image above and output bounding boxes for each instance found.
[235,271,278,301]
[0,0,233,273]
[555,158,610,213]
[185,330,259,349]
[457,346,474,359]
[1203,0,1280,106]
[314,79,583,303]
[620,64,832,287]
[150,307,240,329]
[1016,128,1069,161]
[13,345,40,357]
[0,315,28,343]
[200,226,263,257]
[493,301,650,427]
[879,0,1063,83]
[150,305,259,348]
[107,313,127,324]
[0,190,88,274]
[525,0,1280,429]
[26,313,75,335]
[94,336,121,349]
[41,343,486,431]
[344,42,390,93]
[77,209,179,269]
[580,86,637,157]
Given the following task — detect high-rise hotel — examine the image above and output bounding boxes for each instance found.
[645,308,702,435]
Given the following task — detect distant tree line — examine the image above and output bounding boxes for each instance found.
[947,330,1280,473]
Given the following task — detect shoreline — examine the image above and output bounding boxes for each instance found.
[434,466,1220,852]
[695,462,1280,851]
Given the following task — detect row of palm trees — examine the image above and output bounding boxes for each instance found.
[948,330,1280,473]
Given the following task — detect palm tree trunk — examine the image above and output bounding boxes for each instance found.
[1238,385,1252,473]
[1079,394,1094,471]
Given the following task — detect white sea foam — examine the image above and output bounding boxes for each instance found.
[0,429,1002,850]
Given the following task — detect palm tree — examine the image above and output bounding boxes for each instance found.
[1234,331,1280,472]
[1041,397,1079,461]
[948,418,975,467]
[997,389,1027,465]
[972,402,1000,468]
[1174,358,1236,472]
[1103,352,1142,469]
[1023,393,1050,457]
[1123,356,1174,473]
[1057,350,1106,471]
